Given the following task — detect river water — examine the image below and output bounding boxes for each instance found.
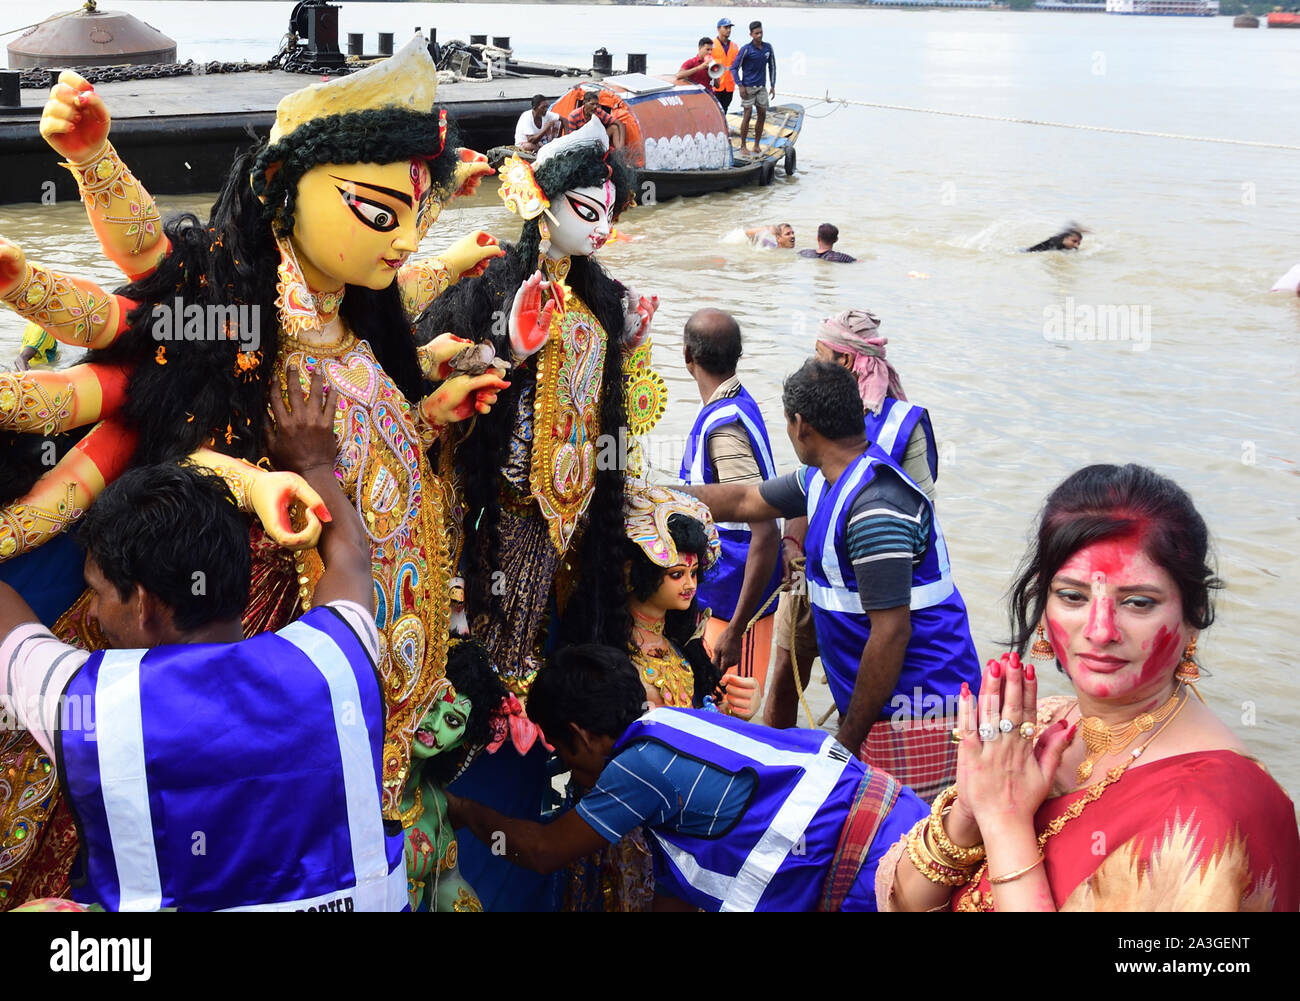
[2,3,1298,802]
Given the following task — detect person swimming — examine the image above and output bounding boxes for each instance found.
[1025,222,1086,253]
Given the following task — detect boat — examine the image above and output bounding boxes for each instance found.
[544,76,801,201]
[1233,13,1260,25]
[1104,0,1219,14]
[1267,11,1300,26]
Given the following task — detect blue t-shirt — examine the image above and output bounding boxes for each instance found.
[576,736,925,910]
[731,41,776,89]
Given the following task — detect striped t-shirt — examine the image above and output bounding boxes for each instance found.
[576,739,756,843]
[759,462,931,611]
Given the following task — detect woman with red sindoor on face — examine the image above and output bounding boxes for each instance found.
[880,463,1299,912]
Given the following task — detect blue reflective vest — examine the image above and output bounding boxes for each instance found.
[804,447,979,717]
[864,397,938,485]
[613,708,899,911]
[57,607,407,912]
[680,386,782,621]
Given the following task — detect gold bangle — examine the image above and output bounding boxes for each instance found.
[929,787,986,865]
[905,819,973,888]
[989,853,1045,885]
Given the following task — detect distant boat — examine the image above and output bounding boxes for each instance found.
[1105,0,1219,14]
[543,77,802,201]
[1267,11,1300,26]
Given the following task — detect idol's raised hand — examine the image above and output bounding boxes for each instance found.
[451,148,495,200]
[720,672,761,720]
[508,271,556,361]
[955,653,1073,835]
[40,71,110,163]
[418,333,474,381]
[440,231,505,282]
[0,237,28,299]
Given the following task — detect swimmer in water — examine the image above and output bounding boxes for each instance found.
[1025,222,1086,253]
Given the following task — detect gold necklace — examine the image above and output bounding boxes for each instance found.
[397,785,424,827]
[310,286,344,318]
[278,317,356,358]
[631,607,665,635]
[631,643,694,708]
[1076,687,1181,783]
[959,686,1190,912]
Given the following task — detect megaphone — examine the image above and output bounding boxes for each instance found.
[707,60,724,82]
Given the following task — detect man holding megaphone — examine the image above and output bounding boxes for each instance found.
[711,18,740,112]
[675,37,716,88]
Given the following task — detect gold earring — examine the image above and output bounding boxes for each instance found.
[1174,634,1199,685]
[1030,623,1055,661]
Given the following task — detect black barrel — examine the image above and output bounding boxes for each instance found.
[470,34,488,46]
[347,33,363,56]
[378,32,394,57]
[0,71,19,110]
[627,53,647,74]
[592,47,612,74]
[493,36,511,50]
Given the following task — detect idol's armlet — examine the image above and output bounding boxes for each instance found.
[2,261,133,349]
[0,362,130,435]
[187,448,264,513]
[0,416,138,562]
[398,258,456,319]
[61,141,170,281]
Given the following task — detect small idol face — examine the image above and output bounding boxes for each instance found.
[412,690,473,759]
[647,553,700,614]
[291,159,436,291]
[1043,537,1188,705]
[544,184,614,259]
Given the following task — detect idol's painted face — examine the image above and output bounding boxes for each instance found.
[291,159,435,291]
[1043,537,1187,705]
[646,553,700,614]
[543,183,613,259]
[412,690,472,759]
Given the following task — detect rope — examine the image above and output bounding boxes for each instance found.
[0,8,79,39]
[781,91,1300,152]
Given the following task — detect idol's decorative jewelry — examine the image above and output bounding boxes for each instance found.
[0,371,76,436]
[978,722,996,742]
[1019,721,1037,740]
[1076,686,1182,783]
[61,141,162,260]
[497,155,549,220]
[999,718,1014,734]
[633,643,694,709]
[631,607,665,635]
[397,786,425,827]
[957,688,1190,912]
[1030,623,1056,661]
[274,234,354,348]
[0,486,84,560]
[623,479,720,570]
[989,853,1045,886]
[2,262,112,346]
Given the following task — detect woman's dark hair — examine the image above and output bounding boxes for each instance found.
[1007,464,1224,655]
[415,142,635,650]
[423,638,509,786]
[86,111,460,466]
[612,513,721,707]
[526,643,646,752]
[782,359,865,440]
[79,462,251,631]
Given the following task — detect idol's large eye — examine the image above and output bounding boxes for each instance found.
[337,187,400,232]
[565,194,601,223]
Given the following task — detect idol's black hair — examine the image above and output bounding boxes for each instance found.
[415,142,636,650]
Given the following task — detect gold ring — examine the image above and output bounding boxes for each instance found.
[1019,722,1036,740]
[950,727,962,745]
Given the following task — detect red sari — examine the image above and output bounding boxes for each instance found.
[952,750,1300,911]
